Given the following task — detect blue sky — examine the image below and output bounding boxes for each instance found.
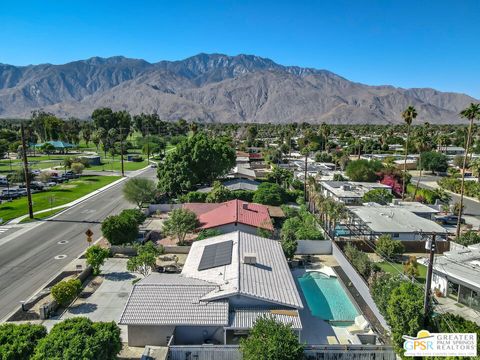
[1,0,479,98]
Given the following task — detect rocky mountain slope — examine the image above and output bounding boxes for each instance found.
[0,53,477,123]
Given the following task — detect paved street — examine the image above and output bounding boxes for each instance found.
[413,174,480,216]
[0,167,156,321]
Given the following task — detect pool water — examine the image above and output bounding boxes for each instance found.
[298,272,359,324]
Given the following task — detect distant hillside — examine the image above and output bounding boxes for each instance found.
[0,53,477,123]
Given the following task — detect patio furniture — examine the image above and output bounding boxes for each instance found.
[347,315,370,335]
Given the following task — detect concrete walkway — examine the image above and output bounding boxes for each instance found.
[44,258,138,342]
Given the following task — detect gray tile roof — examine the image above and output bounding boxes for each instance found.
[119,274,228,326]
[228,308,302,330]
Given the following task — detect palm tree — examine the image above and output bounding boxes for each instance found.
[456,103,480,238]
[401,106,418,200]
[412,131,432,199]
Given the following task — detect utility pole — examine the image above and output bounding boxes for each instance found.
[20,123,34,219]
[423,234,437,323]
[119,127,125,177]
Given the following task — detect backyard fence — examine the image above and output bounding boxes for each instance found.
[331,242,388,330]
[168,345,241,360]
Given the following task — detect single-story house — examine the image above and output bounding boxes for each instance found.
[197,179,260,193]
[119,231,303,347]
[438,146,465,157]
[387,200,439,220]
[345,204,447,242]
[319,181,392,205]
[183,199,274,234]
[431,244,480,312]
[229,165,257,180]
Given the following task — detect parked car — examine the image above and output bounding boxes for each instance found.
[0,177,8,187]
[150,163,158,168]
[1,189,20,200]
[42,181,57,188]
[435,215,465,225]
[30,181,45,190]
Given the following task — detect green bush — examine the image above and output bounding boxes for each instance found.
[439,177,480,200]
[32,318,121,360]
[180,191,208,203]
[406,184,441,204]
[280,206,323,240]
[196,229,222,240]
[362,189,393,205]
[375,235,404,260]
[51,278,82,307]
[240,316,304,360]
[0,323,46,360]
[344,243,377,279]
[456,230,480,246]
[252,182,287,206]
[85,245,110,275]
[121,208,147,225]
[101,211,139,245]
[345,159,383,182]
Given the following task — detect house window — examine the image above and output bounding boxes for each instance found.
[392,233,399,238]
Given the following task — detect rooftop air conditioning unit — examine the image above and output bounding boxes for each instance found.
[243,253,257,265]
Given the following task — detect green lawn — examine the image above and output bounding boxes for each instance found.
[88,158,149,171]
[0,175,121,224]
[377,261,427,283]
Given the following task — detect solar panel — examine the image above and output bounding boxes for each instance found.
[198,240,233,271]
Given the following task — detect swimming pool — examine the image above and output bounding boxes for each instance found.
[297,271,359,324]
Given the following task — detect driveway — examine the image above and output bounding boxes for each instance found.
[49,258,138,341]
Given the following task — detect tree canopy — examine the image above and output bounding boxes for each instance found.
[362,189,393,205]
[0,323,46,360]
[240,316,304,360]
[345,159,383,182]
[32,317,121,360]
[157,132,236,196]
[122,177,157,208]
[101,210,140,246]
[419,151,448,173]
[162,208,198,245]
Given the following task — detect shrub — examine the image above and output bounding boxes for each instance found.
[240,316,304,360]
[180,191,208,203]
[344,243,377,279]
[0,323,47,360]
[101,211,139,245]
[403,256,420,278]
[362,189,393,205]
[375,234,404,260]
[51,279,82,307]
[457,230,480,246]
[129,155,143,162]
[121,208,147,225]
[280,207,323,240]
[232,190,255,202]
[196,228,222,240]
[127,242,163,277]
[122,178,156,208]
[85,245,110,275]
[252,182,287,206]
[32,318,121,360]
[206,181,233,203]
[71,162,85,174]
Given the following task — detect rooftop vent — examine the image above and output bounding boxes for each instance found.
[243,253,257,265]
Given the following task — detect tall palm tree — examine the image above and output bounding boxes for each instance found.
[412,131,432,199]
[401,106,418,200]
[456,103,480,238]
[470,158,480,183]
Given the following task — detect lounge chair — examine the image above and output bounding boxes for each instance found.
[347,315,370,334]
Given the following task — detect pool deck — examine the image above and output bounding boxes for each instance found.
[292,266,366,345]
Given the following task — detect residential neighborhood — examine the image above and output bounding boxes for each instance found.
[1,2,480,360]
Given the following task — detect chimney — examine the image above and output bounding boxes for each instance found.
[243,253,257,265]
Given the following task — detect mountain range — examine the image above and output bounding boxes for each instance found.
[0,53,477,124]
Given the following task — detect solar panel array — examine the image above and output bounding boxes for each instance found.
[198,240,233,271]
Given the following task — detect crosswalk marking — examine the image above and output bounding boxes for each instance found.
[0,226,12,234]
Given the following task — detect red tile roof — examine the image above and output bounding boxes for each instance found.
[183,199,273,231]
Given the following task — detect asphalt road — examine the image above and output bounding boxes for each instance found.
[413,174,480,216]
[0,167,156,321]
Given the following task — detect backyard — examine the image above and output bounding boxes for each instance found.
[0,175,121,223]
[377,261,427,283]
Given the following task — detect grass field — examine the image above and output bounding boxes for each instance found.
[377,261,427,283]
[0,175,121,224]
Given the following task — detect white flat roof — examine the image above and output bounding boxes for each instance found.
[321,181,391,199]
[348,205,447,234]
